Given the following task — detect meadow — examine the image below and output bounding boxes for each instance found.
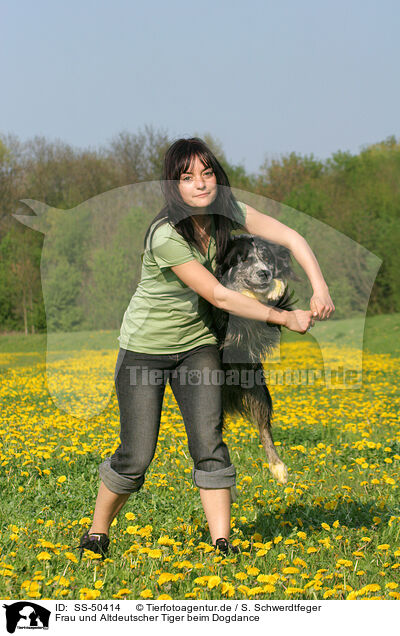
[0,314,399,601]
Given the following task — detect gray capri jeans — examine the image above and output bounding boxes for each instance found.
[99,344,237,500]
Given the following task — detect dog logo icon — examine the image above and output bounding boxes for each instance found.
[2,602,50,633]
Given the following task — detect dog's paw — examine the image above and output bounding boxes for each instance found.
[267,279,286,301]
[270,462,288,484]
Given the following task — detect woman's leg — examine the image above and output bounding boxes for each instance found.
[89,348,168,535]
[199,487,231,544]
[169,345,235,544]
[89,482,130,535]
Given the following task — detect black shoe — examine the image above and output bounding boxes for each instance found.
[214,537,239,555]
[76,531,110,560]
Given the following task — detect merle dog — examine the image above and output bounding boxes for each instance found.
[211,234,301,484]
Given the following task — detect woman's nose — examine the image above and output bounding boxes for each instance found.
[194,176,206,188]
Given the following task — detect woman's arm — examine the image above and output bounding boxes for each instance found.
[170,259,313,333]
[243,204,335,320]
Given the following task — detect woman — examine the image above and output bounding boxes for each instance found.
[78,137,335,558]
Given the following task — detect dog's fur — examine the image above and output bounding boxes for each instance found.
[211,234,301,484]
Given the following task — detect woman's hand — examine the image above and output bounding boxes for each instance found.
[284,309,314,334]
[310,287,335,321]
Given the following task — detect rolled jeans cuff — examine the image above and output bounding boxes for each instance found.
[192,464,238,503]
[99,457,144,495]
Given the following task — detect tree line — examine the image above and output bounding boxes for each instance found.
[0,126,399,334]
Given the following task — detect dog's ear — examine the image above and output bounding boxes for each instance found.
[271,244,302,282]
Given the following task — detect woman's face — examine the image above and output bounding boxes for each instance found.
[178,155,218,209]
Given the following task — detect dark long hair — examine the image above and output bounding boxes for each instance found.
[144,137,243,268]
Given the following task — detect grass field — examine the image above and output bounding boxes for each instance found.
[0,314,399,600]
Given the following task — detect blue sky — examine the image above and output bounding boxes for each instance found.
[1,0,399,173]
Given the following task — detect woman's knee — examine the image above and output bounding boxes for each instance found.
[99,457,147,495]
[191,462,237,489]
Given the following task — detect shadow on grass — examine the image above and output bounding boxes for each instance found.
[238,499,400,540]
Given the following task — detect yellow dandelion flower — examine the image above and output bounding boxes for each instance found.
[139,589,153,599]
[262,584,276,593]
[157,594,172,600]
[235,572,248,581]
[94,580,103,589]
[247,567,260,576]
[158,536,175,546]
[207,576,221,589]
[126,525,139,535]
[193,577,208,586]
[257,574,278,584]
[307,547,318,554]
[37,552,52,561]
[147,549,162,559]
[321,523,330,531]
[158,573,174,585]
[323,589,335,599]
[173,560,193,569]
[336,559,353,568]
[377,544,390,551]
[57,476,66,484]
[113,588,132,598]
[297,531,307,540]
[79,517,92,525]
[293,557,307,568]
[285,587,304,595]
[248,586,264,596]
[386,582,398,589]
[221,582,235,597]
[363,584,381,593]
[346,590,358,600]
[282,567,300,574]
[125,512,135,520]
[56,576,70,587]
[64,552,78,563]
[273,536,283,544]
[79,588,100,600]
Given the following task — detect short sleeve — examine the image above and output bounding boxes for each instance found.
[149,223,195,270]
[231,201,247,230]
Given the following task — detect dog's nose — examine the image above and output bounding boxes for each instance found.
[257,270,272,281]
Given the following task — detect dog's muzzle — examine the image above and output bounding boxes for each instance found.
[241,279,286,302]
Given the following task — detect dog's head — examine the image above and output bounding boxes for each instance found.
[212,234,301,362]
[216,234,301,305]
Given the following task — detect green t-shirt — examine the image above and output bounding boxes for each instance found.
[118,201,247,354]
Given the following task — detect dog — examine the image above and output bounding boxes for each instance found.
[211,234,301,485]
